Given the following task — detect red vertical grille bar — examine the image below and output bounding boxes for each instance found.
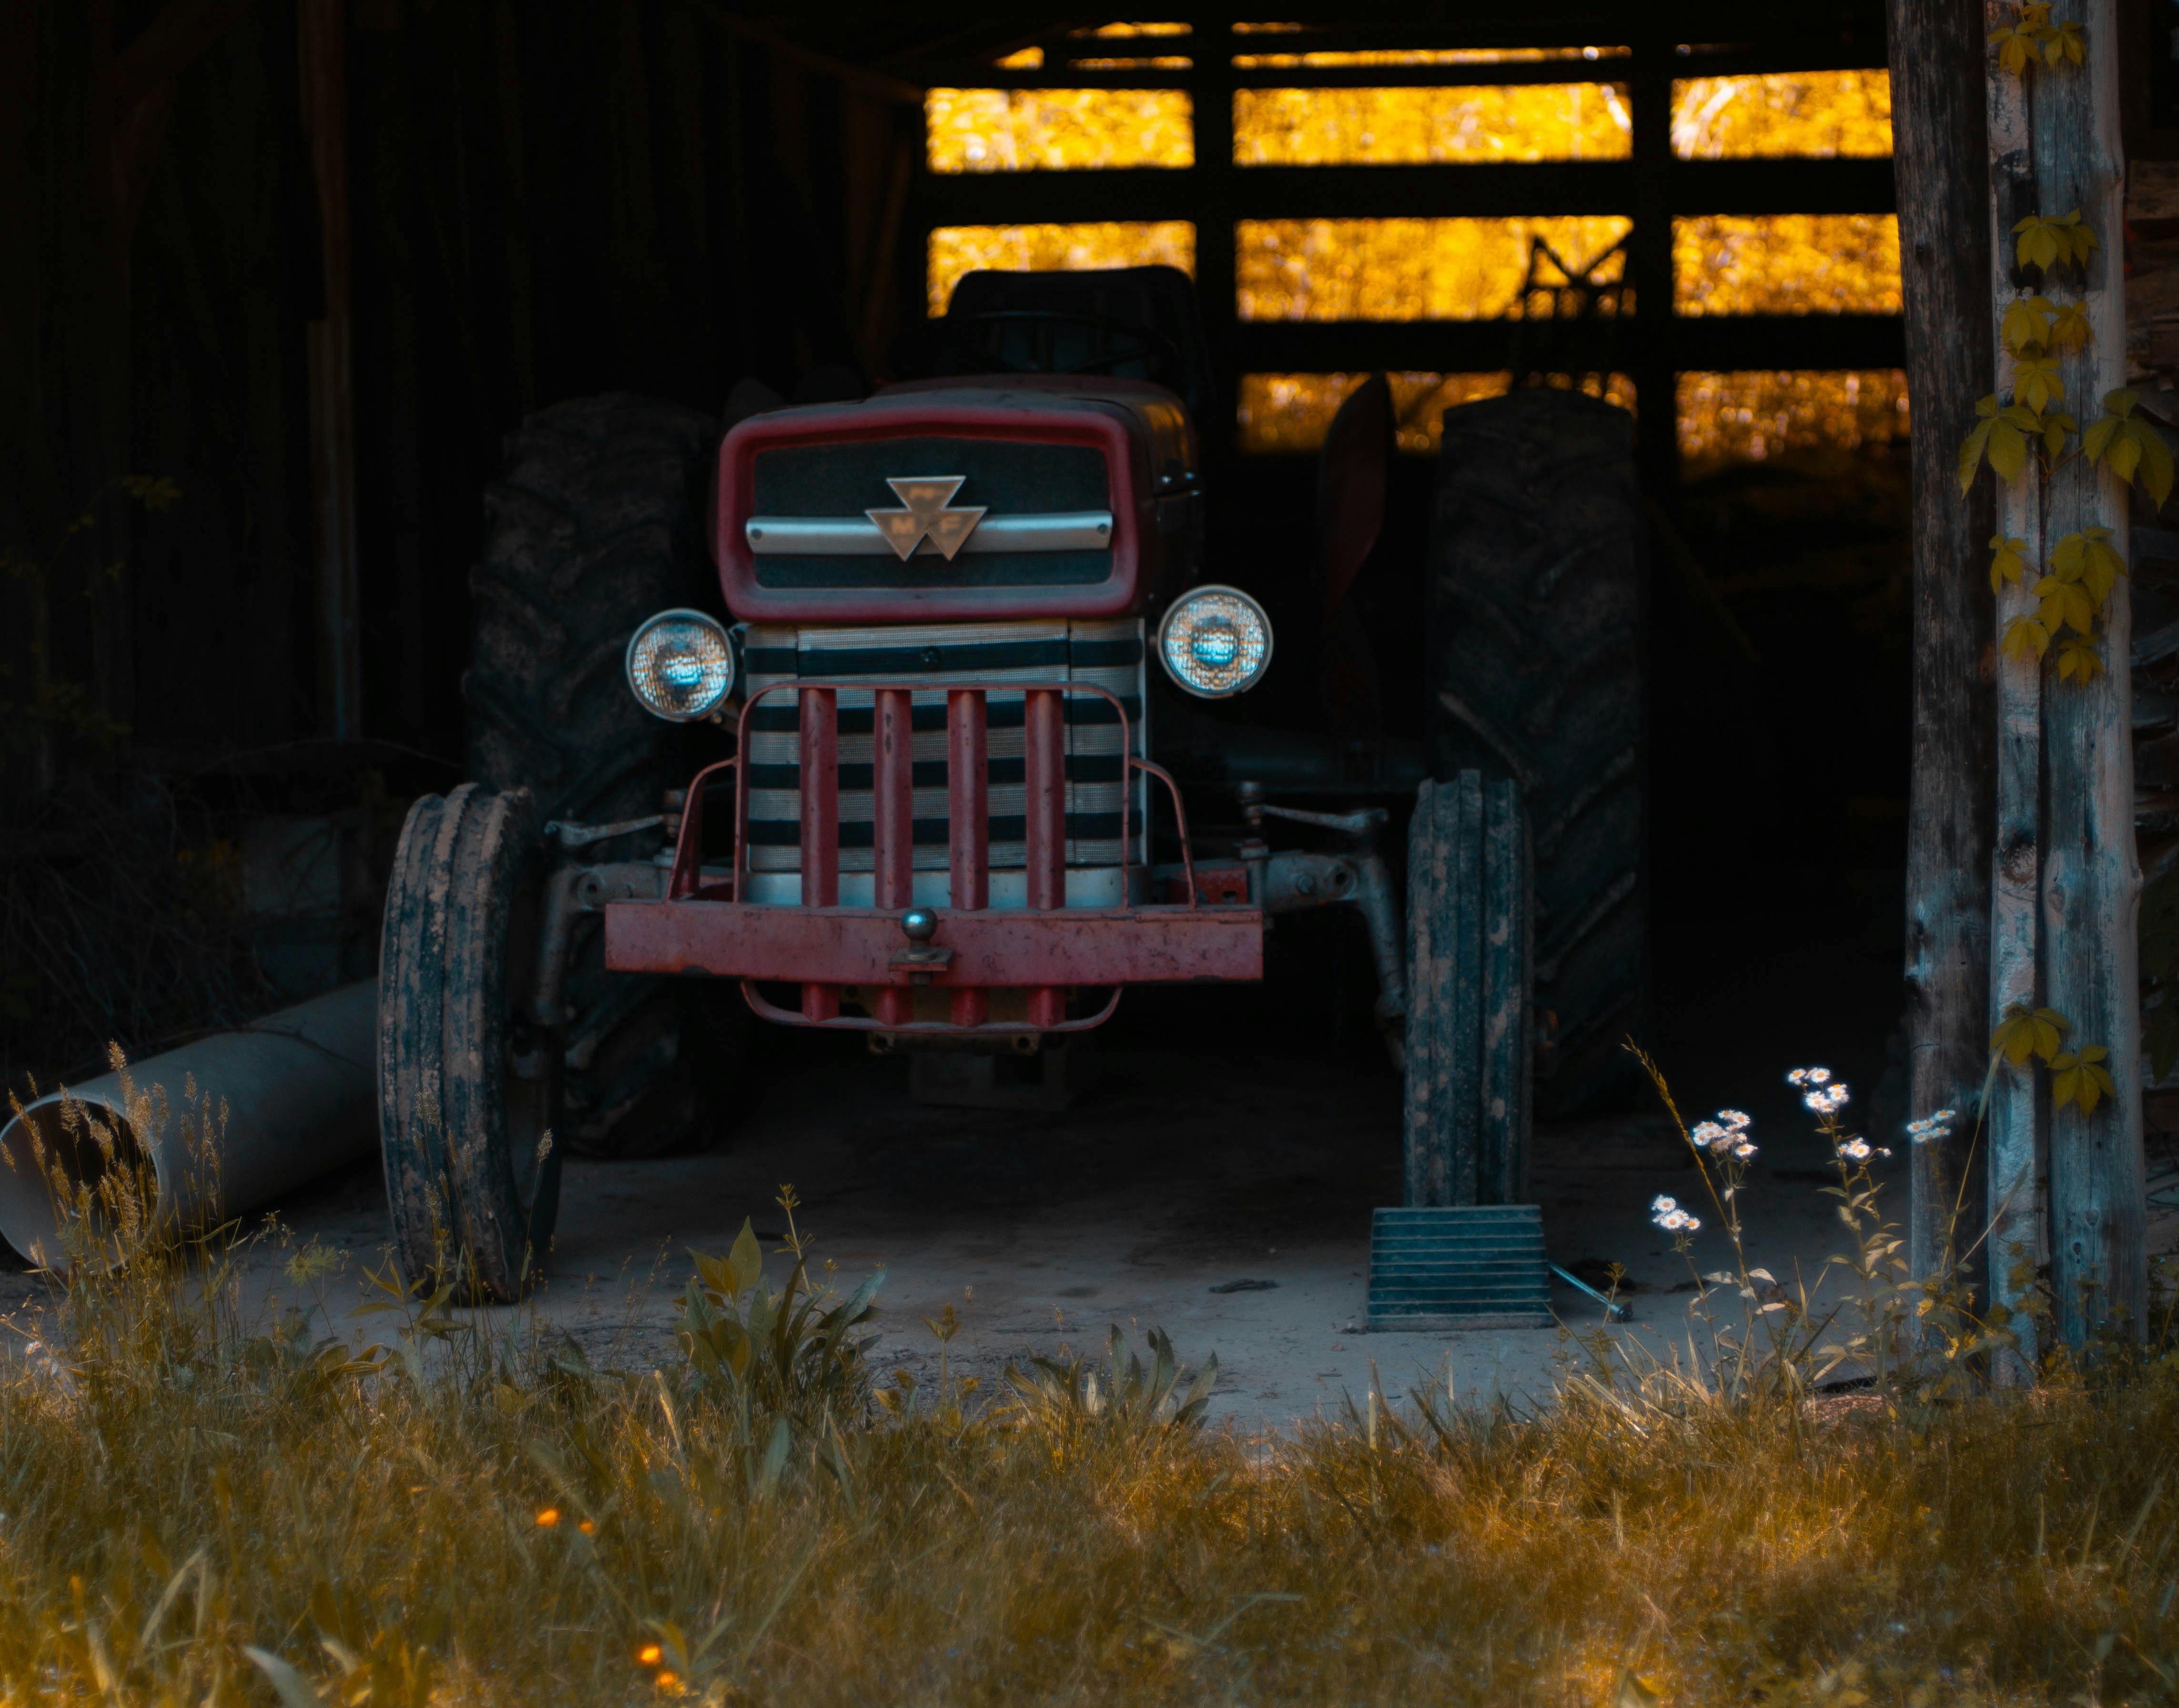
[872,687,913,1028]
[1023,686,1067,1028]
[947,688,988,1027]
[799,686,839,1021]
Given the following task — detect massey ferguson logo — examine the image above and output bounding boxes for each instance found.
[865,477,986,561]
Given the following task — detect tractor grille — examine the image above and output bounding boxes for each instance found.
[748,438,1112,590]
[740,619,1146,890]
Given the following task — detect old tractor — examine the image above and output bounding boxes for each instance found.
[377,266,1644,1311]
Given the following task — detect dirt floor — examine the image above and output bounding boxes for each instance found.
[11,866,2164,1430]
[143,1037,1898,1434]
[5,1016,2175,1432]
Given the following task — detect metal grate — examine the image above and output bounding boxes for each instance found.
[740,618,1145,888]
[1367,1204,1551,1330]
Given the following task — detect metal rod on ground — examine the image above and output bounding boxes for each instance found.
[1549,1262,1630,1323]
[0,979,378,1266]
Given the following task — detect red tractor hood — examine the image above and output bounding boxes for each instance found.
[712,380,1198,626]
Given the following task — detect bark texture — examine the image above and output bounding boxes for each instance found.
[1889,0,1997,1292]
[2034,0,2144,1343]
[1985,8,2046,1382]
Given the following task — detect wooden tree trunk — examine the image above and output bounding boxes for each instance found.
[1985,8,2048,1381]
[1888,0,1995,1298]
[2036,0,2144,1343]
[1986,0,2145,1359]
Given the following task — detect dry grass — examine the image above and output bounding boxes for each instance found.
[0,1226,2175,1705]
[3,1110,2178,1706]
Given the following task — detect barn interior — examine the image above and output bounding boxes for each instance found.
[3,1,1923,1160]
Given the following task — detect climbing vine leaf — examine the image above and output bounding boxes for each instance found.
[2012,353,2065,414]
[1992,1004,2069,1067]
[2049,527,2126,606]
[2050,1045,2116,1113]
[2014,210,2098,272]
[2001,614,2051,663]
[2082,390,2176,507]
[2054,633,2104,683]
[1989,535,2034,591]
[1959,394,2038,490]
[2033,570,2096,637]
[2050,299,2093,351]
[1991,1,2053,76]
[2002,295,2055,355]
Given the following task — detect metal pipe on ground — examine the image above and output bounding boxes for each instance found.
[0,979,377,1266]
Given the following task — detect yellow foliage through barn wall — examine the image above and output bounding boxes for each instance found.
[1675,214,1902,316]
[1678,370,1910,469]
[926,89,1194,173]
[922,62,1902,461]
[1671,70,1893,158]
[927,224,1196,315]
[1240,372,1636,454]
[1238,217,1631,322]
[1231,45,1628,66]
[1234,83,1631,164]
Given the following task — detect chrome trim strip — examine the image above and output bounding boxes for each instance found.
[744,511,1114,556]
[741,865,1130,906]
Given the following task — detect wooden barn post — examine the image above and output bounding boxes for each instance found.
[2035,0,2144,1344]
[1984,25,2047,1377]
[1984,0,2144,1357]
[1887,0,1995,1301]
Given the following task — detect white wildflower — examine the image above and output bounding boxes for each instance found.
[1838,1137,1872,1161]
[1692,1120,1728,1148]
[1733,1141,1757,1159]
[1719,1109,1752,1130]
[1651,1194,1677,1216]
[1788,1068,1811,1087]
[1803,1084,1851,1116]
[1808,1067,1832,1085]
[1908,1107,1957,1145]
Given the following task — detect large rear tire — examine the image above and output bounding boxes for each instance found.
[378,786,562,1301]
[466,393,738,1157]
[1426,388,1646,1116]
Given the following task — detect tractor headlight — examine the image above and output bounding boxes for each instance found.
[625,609,735,722]
[1156,585,1273,699]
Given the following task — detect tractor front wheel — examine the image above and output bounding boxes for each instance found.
[1402,771,1530,1208]
[378,784,563,1301]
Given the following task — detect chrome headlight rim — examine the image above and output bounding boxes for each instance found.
[1155,583,1274,700]
[624,608,737,723]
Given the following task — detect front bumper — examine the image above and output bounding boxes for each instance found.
[603,900,1262,1033]
[599,674,1264,1035]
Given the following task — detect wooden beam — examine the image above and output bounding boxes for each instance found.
[690,2,922,105]
[921,43,1892,92]
[2035,0,2144,1346]
[1192,21,1238,461]
[111,0,255,120]
[1628,32,1678,493]
[1235,313,1904,374]
[918,158,1897,224]
[299,0,361,740]
[1887,0,1995,1313]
